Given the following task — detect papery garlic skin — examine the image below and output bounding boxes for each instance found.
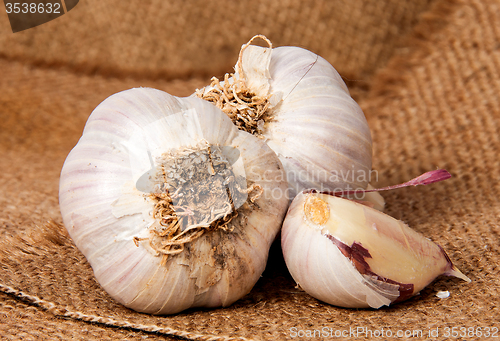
[265,47,372,198]
[59,88,289,314]
[281,192,470,308]
[197,41,373,199]
[363,184,385,211]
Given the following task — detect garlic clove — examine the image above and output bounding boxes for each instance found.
[281,192,470,309]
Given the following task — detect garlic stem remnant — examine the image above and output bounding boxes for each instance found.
[196,35,273,136]
[59,88,289,314]
[281,192,470,309]
[310,169,452,211]
[197,74,271,136]
[196,35,373,199]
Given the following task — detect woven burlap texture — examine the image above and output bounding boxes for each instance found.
[1,0,498,340]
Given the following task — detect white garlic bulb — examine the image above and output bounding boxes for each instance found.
[197,36,373,199]
[281,191,470,308]
[59,88,289,314]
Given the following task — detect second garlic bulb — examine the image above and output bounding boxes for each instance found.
[197,36,373,199]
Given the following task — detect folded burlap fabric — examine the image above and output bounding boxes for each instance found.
[1,0,498,339]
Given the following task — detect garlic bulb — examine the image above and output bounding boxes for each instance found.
[281,191,470,308]
[59,88,289,314]
[197,36,373,199]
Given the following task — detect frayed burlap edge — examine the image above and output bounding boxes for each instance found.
[0,221,254,341]
[0,283,251,341]
[0,284,254,341]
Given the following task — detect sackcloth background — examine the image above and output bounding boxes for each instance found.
[0,0,499,339]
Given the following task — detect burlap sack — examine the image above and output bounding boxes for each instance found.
[1,0,498,339]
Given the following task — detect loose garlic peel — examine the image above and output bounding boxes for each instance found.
[59,88,289,314]
[282,192,470,309]
[196,35,374,199]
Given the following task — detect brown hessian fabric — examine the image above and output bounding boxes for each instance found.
[0,0,498,340]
